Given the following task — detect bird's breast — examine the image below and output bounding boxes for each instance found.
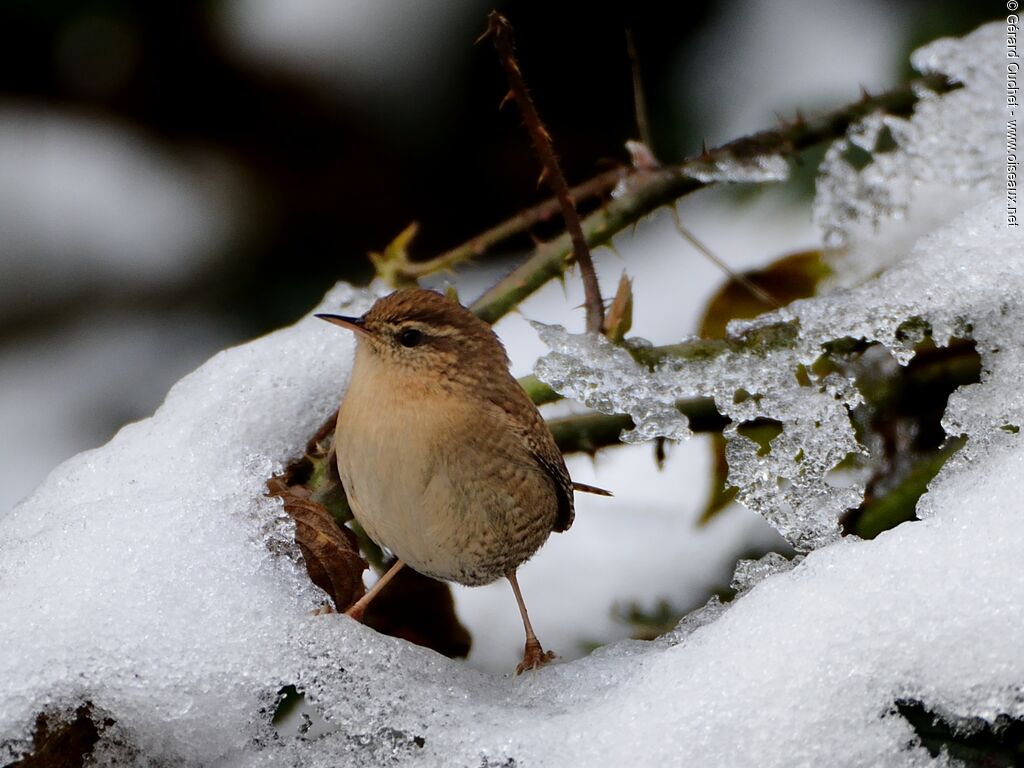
[333,352,557,585]
[336,366,450,555]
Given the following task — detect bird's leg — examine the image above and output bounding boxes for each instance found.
[345,560,406,622]
[507,570,556,675]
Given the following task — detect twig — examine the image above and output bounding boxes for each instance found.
[518,374,562,405]
[548,399,727,455]
[669,207,781,309]
[625,29,653,150]
[483,11,605,334]
[385,168,625,282]
[470,72,958,325]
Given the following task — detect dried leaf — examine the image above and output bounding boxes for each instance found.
[602,272,633,342]
[273,488,366,611]
[699,249,828,339]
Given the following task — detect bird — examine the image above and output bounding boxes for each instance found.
[316,288,608,673]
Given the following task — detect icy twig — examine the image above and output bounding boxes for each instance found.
[546,399,726,456]
[482,11,606,334]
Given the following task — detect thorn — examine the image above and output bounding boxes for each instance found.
[700,140,712,161]
[626,28,654,150]
[499,90,514,110]
[478,11,508,45]
[474,18,495,45]
[625,139,660,171]
[774,111,789,129]
[859,85,873,102]
[794,108,807,127]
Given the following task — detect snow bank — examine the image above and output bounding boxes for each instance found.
[0,282,371,763]
[1,21,1021,768]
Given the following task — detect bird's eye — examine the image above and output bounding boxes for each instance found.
[398,328,424,348]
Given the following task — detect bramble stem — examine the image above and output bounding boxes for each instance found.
[484,11,605,334]
[469,72,957,325]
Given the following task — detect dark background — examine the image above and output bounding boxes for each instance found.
[0,0,991,336]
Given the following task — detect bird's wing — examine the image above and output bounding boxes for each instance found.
[485,387,575,533]
[524,431,575,533]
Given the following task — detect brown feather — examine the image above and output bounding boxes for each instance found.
[571,481,613,497]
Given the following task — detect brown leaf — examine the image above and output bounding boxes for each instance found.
[699,249,828,339]
[602,272,633,342]
[275,489,367,611]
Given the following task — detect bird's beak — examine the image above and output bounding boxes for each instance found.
[315,313,370,336]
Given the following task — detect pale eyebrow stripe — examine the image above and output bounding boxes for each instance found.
[383,321,459,338]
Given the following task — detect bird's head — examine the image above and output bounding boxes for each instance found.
[316,289,510,380]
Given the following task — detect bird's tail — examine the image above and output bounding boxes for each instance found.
[571,481,613,497]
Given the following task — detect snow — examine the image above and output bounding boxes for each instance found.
[0,312,234,513]
[814,22,1007,280]
[685,152,791,184]
[1,20,1022,768]
[537,191,1024,553]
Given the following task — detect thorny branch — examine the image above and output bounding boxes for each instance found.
[374,75,955,308]
[378,168,626,284]
[467,72,958,325]
[483,11,606,334]
[625,29,653,151]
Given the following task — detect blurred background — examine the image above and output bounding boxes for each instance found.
[0,0,994,668]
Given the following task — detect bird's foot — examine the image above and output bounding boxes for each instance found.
[309,603,335,616]
[515,638,556,675]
